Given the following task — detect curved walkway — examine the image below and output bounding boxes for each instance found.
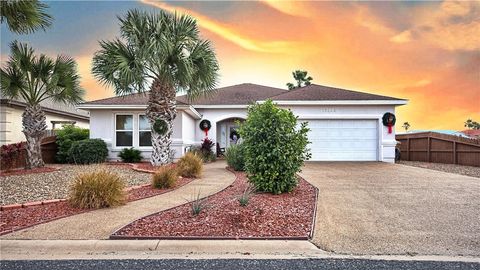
[2,161,235,240]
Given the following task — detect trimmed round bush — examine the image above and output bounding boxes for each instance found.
[225,143,245,171]
[152,166,178,189]
[68,139,108,164]
[118,147,143,163]
[55,125,89,163]
[177,152,203,178]
[69,168,126,209]
[239,100,311,194]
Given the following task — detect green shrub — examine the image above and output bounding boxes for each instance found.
[225,143,245,171]
[118,147,143,163]
[239,100,311,194]
[177,152,203,178]
[152,166,178,189]
[55,125,89,163]
[69,168,126,209]
[68,139,108,164]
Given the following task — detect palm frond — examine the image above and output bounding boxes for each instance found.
[0,0,52,34]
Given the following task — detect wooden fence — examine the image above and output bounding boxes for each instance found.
[396,132,480,167]
[0,136,57,170]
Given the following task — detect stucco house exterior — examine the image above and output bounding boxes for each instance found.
[77,83,407,163]
[0,96,90,145]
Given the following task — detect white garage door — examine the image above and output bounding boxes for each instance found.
[305,119,378,161]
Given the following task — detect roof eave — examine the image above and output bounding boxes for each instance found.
[76,104,202,120]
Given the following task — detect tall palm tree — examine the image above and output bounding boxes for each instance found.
[286,70,313,90]
[464,119,480,130]
[402,122,410,132]
[92,9,219,166]
[1,41,84,168]
[0,0,52,34]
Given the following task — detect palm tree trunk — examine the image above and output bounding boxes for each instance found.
[22,104,47,169]
[147,79,177,166]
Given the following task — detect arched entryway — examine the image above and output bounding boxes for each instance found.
[216,117,245,156]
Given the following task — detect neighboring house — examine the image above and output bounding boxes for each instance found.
[400,130,471,138]
[461,129,480,138]
[77,83,407,163]
[0,96,90,145]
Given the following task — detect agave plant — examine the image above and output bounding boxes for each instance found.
[0,0,52,34]
[1,41,84,168]
[92,9,219,166]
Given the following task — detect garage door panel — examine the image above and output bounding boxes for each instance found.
[306,119,378,161]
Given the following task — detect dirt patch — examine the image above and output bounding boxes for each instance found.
[111,171,317,239]
[0,177,193,236]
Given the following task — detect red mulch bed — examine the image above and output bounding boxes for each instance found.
[111,171,318,239]
[133,163,176,173]
[0,167,58,177]
[0,177,193,236]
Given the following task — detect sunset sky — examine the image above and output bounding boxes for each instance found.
[1,1,479,131]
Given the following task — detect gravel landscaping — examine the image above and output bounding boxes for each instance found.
[0,164,152,205]
[112,170,317,239]
[0,176,193,235]
[397,161,480,178]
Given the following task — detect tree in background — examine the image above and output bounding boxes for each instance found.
[402,122,411,132]
[1,42,84,168]
[464,119,480,130]
[0,0,52,34]
[286,70,313,90]
[92,9,219,166]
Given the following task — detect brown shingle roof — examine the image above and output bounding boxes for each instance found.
[81,83,405,106]
[270,84,405,101]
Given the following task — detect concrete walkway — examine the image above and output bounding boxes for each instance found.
[2,161,235,240]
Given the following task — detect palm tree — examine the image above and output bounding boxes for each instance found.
[464,119,480,130]
[0,0,52,34]
[286,70,313,90]
[92,10,219,166]
[1,41,84,168]
[402,122,410,132]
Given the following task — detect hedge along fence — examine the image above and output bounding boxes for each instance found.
[0,136,58,170]
[396,132,480,167]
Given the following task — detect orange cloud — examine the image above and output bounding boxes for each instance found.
[141,0,296,53]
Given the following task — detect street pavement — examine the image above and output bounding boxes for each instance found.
[2,259,479,270]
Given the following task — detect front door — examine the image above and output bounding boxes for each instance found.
[227,125,240,147]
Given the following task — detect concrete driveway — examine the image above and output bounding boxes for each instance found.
[300,162,480,256]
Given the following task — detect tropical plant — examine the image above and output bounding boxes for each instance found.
[225,143,245,171]
[55,125,89,163]
[239,100,311,194]
[286,70,313,90]
[402,122,410,132]
[118,147,143,163]
[237,184,255,207]
[68,139,108,164]
[464,119,480,130]
[190,137,215,162]
[152,165,178,189]
[176,152,203,178]
[92,9,219,166]
[0,0,52,34]
[69,168,126,209]
[1,41,85,168]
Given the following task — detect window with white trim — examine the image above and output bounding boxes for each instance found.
[138,115,152,147]
[115,114,133,147]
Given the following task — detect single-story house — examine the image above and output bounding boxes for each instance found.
[1,95,90,145]
[77,83,407,163]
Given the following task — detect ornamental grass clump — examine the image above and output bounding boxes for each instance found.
[225,143,245,171]
[152,166,178,189]
[69,168,126,209]
[239,100,311,194]
[177,152,203,178]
